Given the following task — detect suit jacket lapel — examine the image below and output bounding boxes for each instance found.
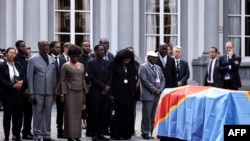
[146,64,156,77]
[37,53,48,66]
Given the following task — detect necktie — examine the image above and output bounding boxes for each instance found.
[153,66,160,88]
[208,59,213,81]
[161,57,165,68]
[55,57,59,71]
[176,61,180,76]
[66,56,69,61]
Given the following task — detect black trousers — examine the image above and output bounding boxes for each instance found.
[21,95,33,135]
[223,80,238,90]
[88,95,109,136]
[56,95,64,133]
[2,92,23,138]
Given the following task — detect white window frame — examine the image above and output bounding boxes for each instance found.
[54,0,93,45]
[228,0,250,57]
[145,0,181,50]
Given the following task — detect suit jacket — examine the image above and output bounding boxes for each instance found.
[27,53,57,95]
[217,54,242,88]
[14,53,28,92]
[176,60,190,86]
[139,63,165,101]
[203,58,219,87]
[87,58,112,98]
[59,54,69,62]
[156,55,177,88]
[50,54,66,83]
[0,61,27,93]
[91,52,114,62]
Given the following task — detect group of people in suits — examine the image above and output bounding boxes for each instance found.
[203,41,241,90]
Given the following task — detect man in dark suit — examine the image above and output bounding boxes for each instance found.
[204,47,220,87]
[173,46,190,86]
[78,41,93,136]
[99,38,114,62]
[156,43,177,88]
[14,40,33,140]
[218,41,241,90]
[27,40,57,141]
[49,41,66,138]
[87,45,112,141]
[59,42,71,62]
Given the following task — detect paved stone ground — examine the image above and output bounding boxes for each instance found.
[0,101,154,141]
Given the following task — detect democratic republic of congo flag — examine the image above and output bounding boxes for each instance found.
[152,85,250,141]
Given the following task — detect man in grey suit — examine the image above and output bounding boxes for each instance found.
[27,41,56,141]
[139,51,165,139]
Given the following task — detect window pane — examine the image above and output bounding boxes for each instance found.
[246,0,250,15]
[146,36,160,51]
[75,0,90,10]
[164,36,177,46]
[164,15,178,34]
[229,37,241,56]
[229,17,241,35]
[245,38,250,56]
[228,0,241,14]
[164,0,178,13]
[55,12,70,32]
[146,14,160,34]
[56,35,70,43]
[146,0,160,13]
[75,35,90,46]
[55,0,70,10]
[246,17,250,35]
[75,12,90,33]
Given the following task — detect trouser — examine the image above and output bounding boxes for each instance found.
[141,98,159,135]
[56,95,64,133]
[32,95,54,140]
[88,96,109,136]
[2,92,23,139]
[22,95,33,135]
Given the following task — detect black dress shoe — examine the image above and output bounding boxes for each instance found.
[141,134,150,140]
[4,138,9,141]
[75,138,81,141]
[22,134,33,140]
[12,135,16,140]
[67,138,74,141]
[43,138,55,141]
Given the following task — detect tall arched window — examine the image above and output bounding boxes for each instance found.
[54,0,92,46]
[145,0,180,51]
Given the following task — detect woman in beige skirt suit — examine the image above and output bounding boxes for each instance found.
[58,44,88,141]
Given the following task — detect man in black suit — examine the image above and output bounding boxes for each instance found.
[99,38,114,62]
[173,46,190,86]
[156,43,177,88]
[218,41,241,90]
[87,45,111,141]
[78,41,93,136]
[49,41,66,138]
[14,40,33,140]
[204,47,220,87]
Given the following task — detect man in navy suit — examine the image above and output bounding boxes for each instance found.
[172,46,190,86]
[49,41,66,138]
[218,41,241,90]
[204,47,220,87]
[156,43,177,88]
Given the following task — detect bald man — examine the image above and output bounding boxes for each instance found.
[27,41,57,141]
[217,41,241,90]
